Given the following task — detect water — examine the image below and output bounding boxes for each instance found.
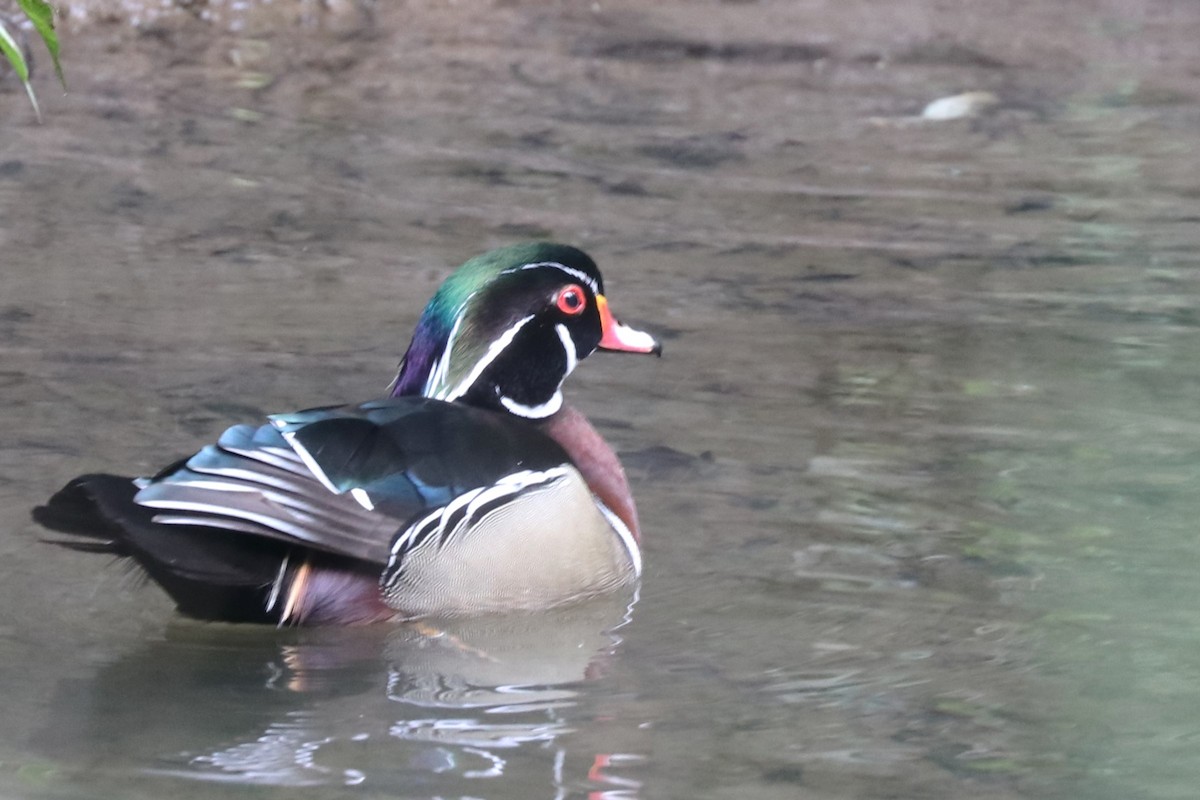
[2,1,1200,797]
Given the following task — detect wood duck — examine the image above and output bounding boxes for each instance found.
[33,243,661,625]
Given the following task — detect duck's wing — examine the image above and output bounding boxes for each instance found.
[133,397,571,565]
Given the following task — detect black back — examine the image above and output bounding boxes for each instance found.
[34,398,573,621]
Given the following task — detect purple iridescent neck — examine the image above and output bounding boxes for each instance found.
[390,315,444,397]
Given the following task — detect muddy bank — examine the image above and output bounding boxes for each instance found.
[3,2,1200,798]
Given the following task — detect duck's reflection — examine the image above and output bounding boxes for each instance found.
[42,594,644,796]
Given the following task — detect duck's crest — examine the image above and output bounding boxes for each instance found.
[389,243,598,398]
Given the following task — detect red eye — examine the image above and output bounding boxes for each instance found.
[555,284,587,316]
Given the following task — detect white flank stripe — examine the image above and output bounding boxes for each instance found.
[396,516,434,553]
[386,467,572,568]
[437,487,486,534]
[595,498,643,577]
[387,510,439,569]
[461,482,523,525]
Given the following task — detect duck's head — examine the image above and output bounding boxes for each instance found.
[390,243,661,419]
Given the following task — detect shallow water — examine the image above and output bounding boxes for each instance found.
[3,1,1200,798]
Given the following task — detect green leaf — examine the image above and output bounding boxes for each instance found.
[16,0,64,89]
[0,16,41,122]
[0,17,29,82]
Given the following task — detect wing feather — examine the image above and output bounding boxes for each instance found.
[132,398,573,567]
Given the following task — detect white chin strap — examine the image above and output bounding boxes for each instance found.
[499,390,564,419]
[491,323,581,419]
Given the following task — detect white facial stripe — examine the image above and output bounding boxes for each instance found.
[438,313,536,402]
[500,261,600,295]
[554,323,578,376]
[424,300,470,395]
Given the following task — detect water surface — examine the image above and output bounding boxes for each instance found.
[3,2,1200,798]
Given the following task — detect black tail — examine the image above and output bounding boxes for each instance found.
[33,475,291,623]
[33,474,139,555]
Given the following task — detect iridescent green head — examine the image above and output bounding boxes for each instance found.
[389,243,660,418]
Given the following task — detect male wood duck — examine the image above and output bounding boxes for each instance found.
[33,243,661,625]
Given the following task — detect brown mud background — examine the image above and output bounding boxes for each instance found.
[3,2,1200,798]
